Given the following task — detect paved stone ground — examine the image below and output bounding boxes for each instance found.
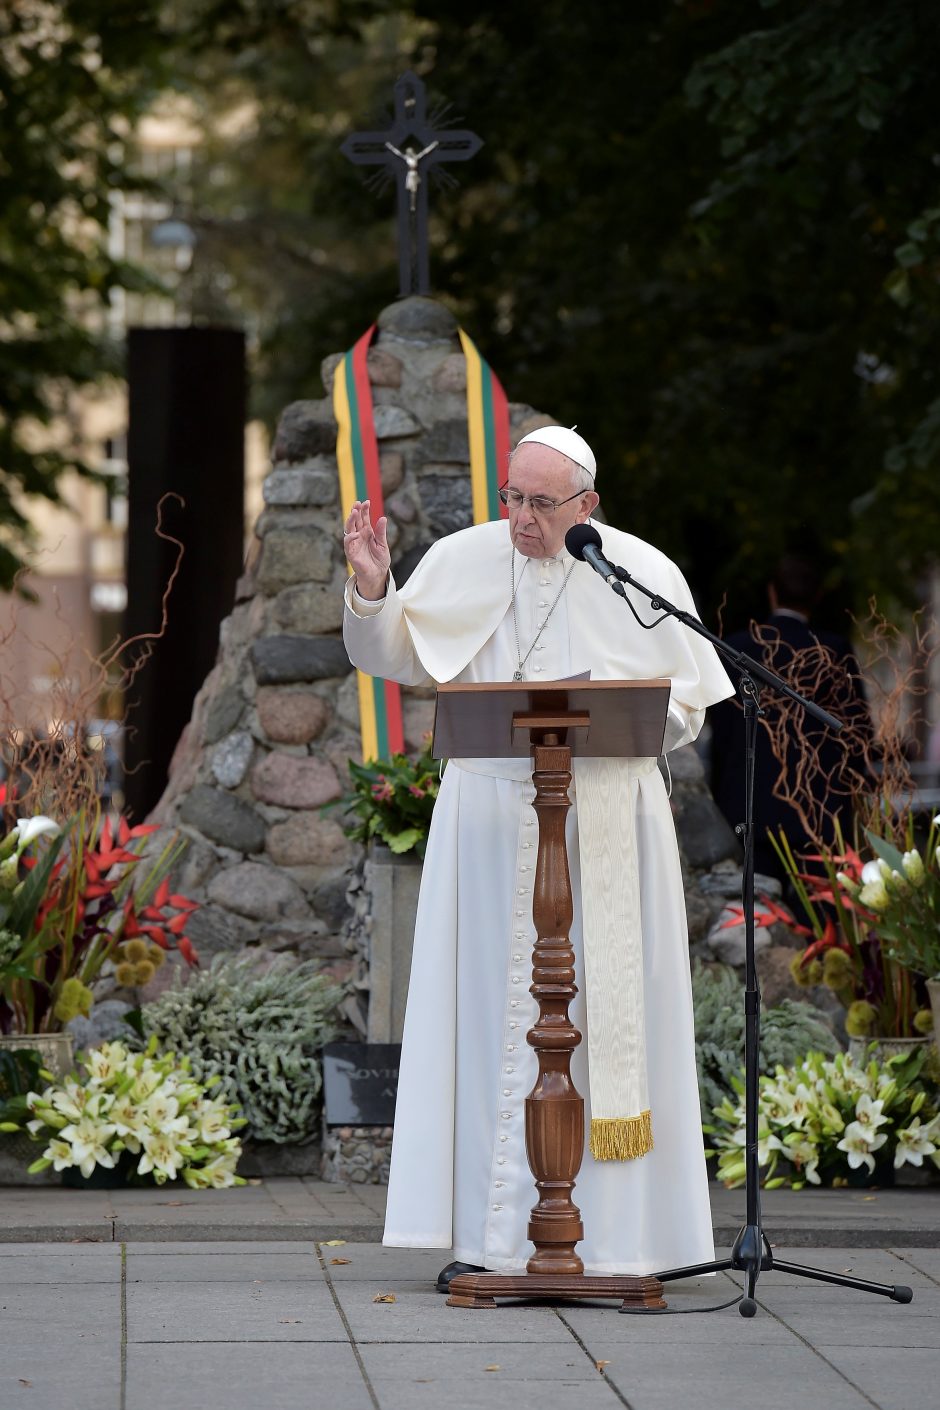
[0,1240,935,1410]
[1,1178,939,1245]
[1,1184,938,1409]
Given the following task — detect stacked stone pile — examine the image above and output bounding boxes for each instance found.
[145,297,558,995]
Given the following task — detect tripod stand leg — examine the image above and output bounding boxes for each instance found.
[771,1258,913,1303]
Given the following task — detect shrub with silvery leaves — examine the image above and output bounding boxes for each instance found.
[139,956,344,1144]
[693,960,839,1122]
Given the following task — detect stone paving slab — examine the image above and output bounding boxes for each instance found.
[809,1345,939,1410]
[0,1280,120,1342]
[124,1342,374,1410]
[597,1339,877,1410]
[126,1276,347,1343]
[357,1342,623,1410]
[338,1279,574,1344]
[1,1338,121,1410]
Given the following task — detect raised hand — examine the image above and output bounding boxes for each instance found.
[342,499,392,601]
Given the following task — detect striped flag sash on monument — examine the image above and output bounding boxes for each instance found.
[335,323,509,763]
[334,325,405,762]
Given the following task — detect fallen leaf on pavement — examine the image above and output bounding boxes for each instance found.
[323,1239,346,1246]
[330,1258,351,1265]
[596,1361,610,1371]
[372,1292,396,1303]
[484,1365,501,1372]
[19,1379,31,1387]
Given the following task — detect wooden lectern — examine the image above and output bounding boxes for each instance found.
[432,680,670,1311]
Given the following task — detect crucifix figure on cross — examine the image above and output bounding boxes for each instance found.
[384,140,439,213]
[341,71,482,297]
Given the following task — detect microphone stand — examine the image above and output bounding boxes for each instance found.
[608,562,913,1318]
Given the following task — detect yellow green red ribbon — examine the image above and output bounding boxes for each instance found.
[336,324,509,763]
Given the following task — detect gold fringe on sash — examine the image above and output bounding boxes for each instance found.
[589,1111,654,1162]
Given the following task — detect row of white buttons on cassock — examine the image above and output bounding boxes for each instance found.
[529,559,556,673]
[486,798,538,1225]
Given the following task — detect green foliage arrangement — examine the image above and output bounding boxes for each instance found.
[334,742,440,858]
[138,957,344,1144]
[692,961,839,1122]
[707,1047,940,1190]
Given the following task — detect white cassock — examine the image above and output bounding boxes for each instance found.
[343,518,734,1274]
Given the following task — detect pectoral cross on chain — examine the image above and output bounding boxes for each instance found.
[341,71,482,297]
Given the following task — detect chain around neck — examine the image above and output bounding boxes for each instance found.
[510,548,575,681]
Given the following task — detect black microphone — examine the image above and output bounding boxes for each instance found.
[565,523,626,597]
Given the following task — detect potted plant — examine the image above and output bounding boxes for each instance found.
[0,1037,245,1188]
[773,825,934,1048]
[0,807,200,1060]
[707,1046,940,1189]
[330,738,441,858]
[839,814,940,1047]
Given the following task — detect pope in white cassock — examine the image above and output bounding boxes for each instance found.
[341,426,735,1293]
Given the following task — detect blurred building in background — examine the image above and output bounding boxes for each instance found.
[0,102,268,808]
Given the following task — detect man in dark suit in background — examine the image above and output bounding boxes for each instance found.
[708,555,873,882]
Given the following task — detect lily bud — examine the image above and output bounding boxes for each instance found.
[858,878,890,912]
[902,850,925,887]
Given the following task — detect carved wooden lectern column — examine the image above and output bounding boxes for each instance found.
[431,682,670,1311]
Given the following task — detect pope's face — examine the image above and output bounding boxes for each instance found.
[507,444,599,559]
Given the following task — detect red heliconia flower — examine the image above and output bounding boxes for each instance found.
[177,935,199,967]
[799,917,853,967]
[718,896,812,937]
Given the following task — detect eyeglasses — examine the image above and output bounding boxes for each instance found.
[497,485,586,515]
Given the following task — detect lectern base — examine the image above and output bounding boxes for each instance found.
[446,1271,666,1310]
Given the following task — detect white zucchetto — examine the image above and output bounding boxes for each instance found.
[515,424,596,479]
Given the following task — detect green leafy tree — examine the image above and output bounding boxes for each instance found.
[167,0,940,623]
[0,2,168,587]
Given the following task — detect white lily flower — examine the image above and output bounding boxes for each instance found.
[199,1155,239,1189]
[894,1118,938,1169]
[137,1130,186,1180]
[854,1093,889,1131]
[837,1121,887,1173]
[86,1045,129,1087]
[860,859,883,885]
[13,816,61,850]
[49,1081,87,1123]
[61,1118,117,1179]
[109,1095,148,1141]
[43,1137,76,1172]
[195,1099,232,1145]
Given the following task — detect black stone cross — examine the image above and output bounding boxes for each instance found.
[341,71,482,297]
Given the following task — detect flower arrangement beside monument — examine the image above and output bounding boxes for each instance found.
[0,807,200,1038]
[707,1046,940,1189]
[0,1038,245,1187]
[777,826,935,1042]
[331,738,440,858]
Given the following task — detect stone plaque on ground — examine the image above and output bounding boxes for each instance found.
[323,1042,401,1124]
